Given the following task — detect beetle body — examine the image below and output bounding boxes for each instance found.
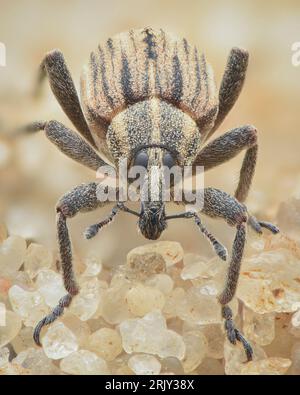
[28,28,279,360]
[81,28,218,165]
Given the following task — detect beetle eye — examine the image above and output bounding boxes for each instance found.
[163,152,175,169]
[134,151,149,168]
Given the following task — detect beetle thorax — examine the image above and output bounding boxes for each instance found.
[106,97,202,166]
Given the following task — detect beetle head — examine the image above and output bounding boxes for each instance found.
[138,200,167,240]
[132,146,176,240]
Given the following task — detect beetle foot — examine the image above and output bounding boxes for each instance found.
[33,293,73,346]
[248,215,279,235]
[222,305,253,362]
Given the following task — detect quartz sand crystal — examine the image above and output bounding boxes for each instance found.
[36,270,65,308]
[0,228,300,375]
[69,277,104,321]
[126,284,166,316]
[60,350,109,375]
[8,285,49,327]
[243,307,275,346]
[240,357,291,375]
[289,342,300,374]
[237,235,300,314]
[42,322,78,359]
[182,331,208,373]
[0,310,22,347]
[11,326,36,353]
[128,354,161,375]
[87,328,122,361]
[0,236,26,276]
[126,241,183,280]
[290,309,300,338]
[120,310,186,360]
[24,243,53,279]
[13,347,60,375]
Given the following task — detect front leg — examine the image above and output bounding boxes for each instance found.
[33,182,118,346]
[175,187,253,361]
[202,188,253,361]
[194,125,279,235]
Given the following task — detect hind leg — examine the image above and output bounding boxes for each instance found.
[35,50,95,147]
[207,47,249,139]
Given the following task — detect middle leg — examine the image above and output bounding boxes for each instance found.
[20,120,107,172]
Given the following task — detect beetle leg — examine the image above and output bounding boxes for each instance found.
[33,294,73,346]
[21,120,109,172]
[222,305,253,362]
[34,49,96,147]
[248,215,279,235]
[193,125,279,234]
[206,47,249,139]
[174,187,253,361]
[33,182,117,346]
[202,188,253,360]
[198,188,247,295]
[194,124,258,201]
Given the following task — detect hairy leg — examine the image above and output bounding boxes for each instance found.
[194,125,279,234]
[194,125,257,200]
[36,50,96,147]
[222,305,253,361]
[175,187,253,360]
[23,120,108,172]
[33,182,117,345]
[206,47,249,140]
[202,188,253,360]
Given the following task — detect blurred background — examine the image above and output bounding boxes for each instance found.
[0,0,300,267]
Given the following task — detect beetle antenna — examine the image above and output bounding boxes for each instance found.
[166,211,228,261]
[193,213,228,261]
[84,203,140,240]
[84,206,119,239]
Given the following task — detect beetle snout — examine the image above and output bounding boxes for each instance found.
[138,202,167,240]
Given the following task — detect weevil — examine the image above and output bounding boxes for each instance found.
[25,28,279,361]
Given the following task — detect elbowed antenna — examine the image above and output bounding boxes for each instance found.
[166,211,227,261]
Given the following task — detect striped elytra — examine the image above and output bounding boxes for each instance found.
[80,28,219,164]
